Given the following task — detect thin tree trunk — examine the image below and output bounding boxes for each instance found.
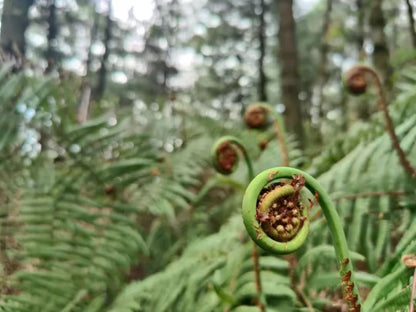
[78,6,99,123]
[405,0,416,48]
[317,0,333,120]
[369,0,391,90]
[94,0,112,101]
[356,0,365,61]
[258,0,267,102]
[0,0,34,65]
[277,0,303,143]
[45,0,57,73]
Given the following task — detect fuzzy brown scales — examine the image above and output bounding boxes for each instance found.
[268,170,279,181]
[345,67,367,95]
[255,175,306,242]
[340,259,361,312]
[216,141,238,174]
[258,139,269,150]
[244,105,268,129]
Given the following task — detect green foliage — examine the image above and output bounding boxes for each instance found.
[1,65,416,312]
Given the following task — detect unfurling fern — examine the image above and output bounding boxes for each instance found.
[241,167,361,311]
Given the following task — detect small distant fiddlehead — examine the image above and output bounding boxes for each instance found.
[242,167,361,311]
[244,102,289,167]
[211,136,254,179]
[244,103,269,129]
[345,65,416,177]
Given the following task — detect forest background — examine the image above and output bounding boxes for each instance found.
[0,0,416,311]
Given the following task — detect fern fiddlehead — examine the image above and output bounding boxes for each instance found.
[242,167,361,311]
[211,136,265,312]
[211,136,254,179]
[244,103,289,166]
[345,65,416,177]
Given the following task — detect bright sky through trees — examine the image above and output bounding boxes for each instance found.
[112,0,154,22]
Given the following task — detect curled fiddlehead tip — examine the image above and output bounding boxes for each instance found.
[242,168,310,254]
[244,103,271,129]
[344,66,367,95]
[211,137,240,175]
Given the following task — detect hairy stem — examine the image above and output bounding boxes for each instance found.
[348,65,416,177]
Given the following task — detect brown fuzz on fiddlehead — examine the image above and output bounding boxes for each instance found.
[345,65,416,177]
[256,175,307,243]
[244,103,269,129]
[345,67,367,95]
[215,141,238,175]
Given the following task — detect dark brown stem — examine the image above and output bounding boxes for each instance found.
[317,0,333,120]
[257,0,267,102]
[93,0,112,101]
[356,0,365,60]
[333,190,408,202]
[405,0,416,48]
[251,242,265,312]
[411,268,416,312]
[349,65,416,177]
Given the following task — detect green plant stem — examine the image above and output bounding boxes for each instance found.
[242,167,361,308]
[212,136,263,310]
[228,138,264,311]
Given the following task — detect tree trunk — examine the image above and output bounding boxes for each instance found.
[356,0,365,60]
[78,6,99,123]
[257,0,267,102]
[405,0,416,48]
[369,0,391,90]
[94,0,112,101]
[277,0,303,143]
[45,0,57,73]
[317,0,333,120]
[0,0,34,65]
